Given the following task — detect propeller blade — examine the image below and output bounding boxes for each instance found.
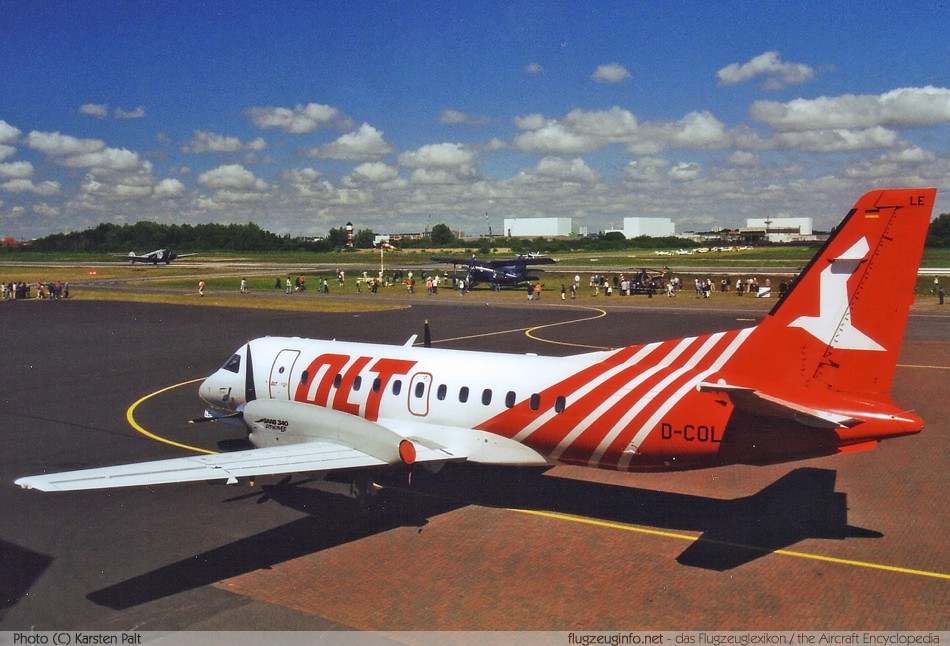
[188,410,243,425]
[423,320,431,348]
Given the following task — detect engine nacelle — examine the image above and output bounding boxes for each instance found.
[243,399,415,465]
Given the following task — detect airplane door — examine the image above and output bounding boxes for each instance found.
[408,372,432,416]
[269,350,300,399]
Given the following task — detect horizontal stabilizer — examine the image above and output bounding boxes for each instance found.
[698,381,860,429]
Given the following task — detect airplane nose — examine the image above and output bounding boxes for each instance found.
[199,372,236,409]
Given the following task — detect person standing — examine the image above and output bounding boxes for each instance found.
[198,280,206,297]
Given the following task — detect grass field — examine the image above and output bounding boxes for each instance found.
[2,246,947,312]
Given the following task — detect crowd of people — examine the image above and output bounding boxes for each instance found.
[2,280,70,300]
[217,270,795,301]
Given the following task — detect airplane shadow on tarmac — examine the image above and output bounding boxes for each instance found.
[0,539,54,622]
[87,465,881,609]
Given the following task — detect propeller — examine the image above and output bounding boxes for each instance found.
[188,409,243,425]
[423,320,431,348]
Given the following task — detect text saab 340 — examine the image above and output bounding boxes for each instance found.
[17,188,936,493]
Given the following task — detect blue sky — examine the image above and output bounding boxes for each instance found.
[2,1,949,239]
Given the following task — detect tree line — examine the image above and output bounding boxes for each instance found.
[11,212,950,254]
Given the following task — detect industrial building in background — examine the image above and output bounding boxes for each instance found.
[743,217,815,243]
[615,217,676,238]
[503,217,572,238]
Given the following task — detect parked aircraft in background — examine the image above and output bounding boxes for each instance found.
[117,249,198,264]
[17,189,936,496]
[431,253,556,288]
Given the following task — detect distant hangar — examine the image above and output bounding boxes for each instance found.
[503,217,572,238]
[503,216,674,238]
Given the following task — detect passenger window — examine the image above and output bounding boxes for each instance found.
[353,376,362,391]
[414,381,425,398]
[437,384,447,400]
[373,378,381,393]
[505,391,516,408]
[300,370,309,385]
[459,386,469,403]
[333,374,342,388]
[392,379,402,396]
[482,389,492,406]
[555,396,566,413]
[529,393,541,411]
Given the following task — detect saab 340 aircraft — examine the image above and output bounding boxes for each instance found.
[17,188,936,493]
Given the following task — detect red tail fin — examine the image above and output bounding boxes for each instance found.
[726,188,936,396]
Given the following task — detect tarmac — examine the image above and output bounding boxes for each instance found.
[0,295,947,631]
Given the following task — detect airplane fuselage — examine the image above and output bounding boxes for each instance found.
[199,330,919,474]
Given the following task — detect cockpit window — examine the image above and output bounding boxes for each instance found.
[221,354,241,373]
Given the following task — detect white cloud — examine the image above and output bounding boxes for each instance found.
[629,111,730,155]
[197,163,268,191]
[32,202,60,217]
[80,103,108,119]
[154,178,186,197]
[61,147,147,172]
[0,145,15,161]
[306,123,393,160]
[727,151,759,166]
[114,106,146,119]
[0,120,22,144]
[514,107,729,156]
[399,143,478,172]
[246,102,348,133]
[26,131,105,156]
[513,120,602,155]
[0,161,34,179]
[396,143,480,184]
[1,179,61,195]
[440,110,492,126]
[183,130,267,153]
[525,62,543,74]
[282,167,336,197]
[774,127,900,152]
[592,63,631,84]
[533,157,600,183]
[349,162,400,183]
[751,86,950,132]
[669,162,702,181]
[717,51,815,89]
[562,107,639,140]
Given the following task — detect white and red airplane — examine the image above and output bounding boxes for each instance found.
[16,188,937,493]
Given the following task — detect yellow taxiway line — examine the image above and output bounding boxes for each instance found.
[126,377,216,455]
[510,507,950,581]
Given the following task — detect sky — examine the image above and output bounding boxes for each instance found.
[2,0,950,240]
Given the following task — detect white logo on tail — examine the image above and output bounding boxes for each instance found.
[789,237,885,351]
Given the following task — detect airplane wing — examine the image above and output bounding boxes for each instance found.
[431,256,475,266]
[487,256,555,267]
[15,438,463,492]
[698,382,860,429]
